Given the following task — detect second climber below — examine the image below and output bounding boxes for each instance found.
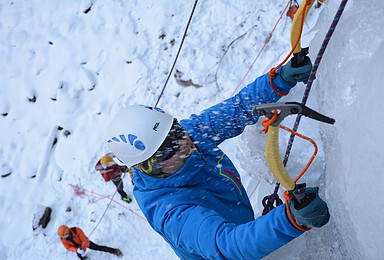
[95,153,133,203]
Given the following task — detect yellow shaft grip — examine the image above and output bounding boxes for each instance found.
[265,126,295,190]
[290,0,316,54]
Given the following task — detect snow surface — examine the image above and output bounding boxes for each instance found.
[0,0,383,259]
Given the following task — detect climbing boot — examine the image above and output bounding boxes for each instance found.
[122,196,132,203]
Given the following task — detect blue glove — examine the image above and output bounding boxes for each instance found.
[280,59,312,84]
[287,187,330,229]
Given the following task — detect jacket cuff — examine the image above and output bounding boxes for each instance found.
[282,204,305,234]
[272,67,296,95]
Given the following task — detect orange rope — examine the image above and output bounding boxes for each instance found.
[261,110,278,134]
[281,123,317,231]
[279,125,318,182]
[280,125,318,231]
[269,0,311,96]
[261,114,318,182]
[284,190,311,231]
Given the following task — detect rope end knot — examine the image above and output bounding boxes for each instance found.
[284,190,293,201]
[269,68,278,79]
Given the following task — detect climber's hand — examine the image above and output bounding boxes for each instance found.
[287,187,330,228]
[77,248,86,257]
[281,59,312,84]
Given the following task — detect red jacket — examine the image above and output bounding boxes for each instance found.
[59,227,90,252]
[95,161,123,182]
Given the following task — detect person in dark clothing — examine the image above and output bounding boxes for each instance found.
[58,225,122,259]
[95,153,133,203]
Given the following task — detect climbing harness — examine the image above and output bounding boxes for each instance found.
[261,0,349,218]
[154,0,199,108]
[253,102,334,230]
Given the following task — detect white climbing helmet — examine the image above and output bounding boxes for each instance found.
[106,105,174,167]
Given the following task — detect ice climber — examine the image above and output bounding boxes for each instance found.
[105,59,330,259]
[95,153,133,203]
[57,225,122,259]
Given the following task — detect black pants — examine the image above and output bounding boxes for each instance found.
[89,241,117,253]
[77,241,117,259]
[112,179,128,198]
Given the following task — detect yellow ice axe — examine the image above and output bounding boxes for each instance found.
[253,102,335,205]
[290,0,322,67]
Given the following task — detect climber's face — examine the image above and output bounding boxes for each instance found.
[133,120,197,178]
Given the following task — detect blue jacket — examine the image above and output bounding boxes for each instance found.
[133,70,303,259]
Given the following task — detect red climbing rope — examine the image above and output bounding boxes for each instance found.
[69,184,147,221]
[231,0,292,97]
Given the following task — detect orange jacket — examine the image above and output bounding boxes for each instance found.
[60,227,90,252]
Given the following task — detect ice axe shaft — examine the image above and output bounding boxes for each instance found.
[290,0,316,67]
[252,102,335,206]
